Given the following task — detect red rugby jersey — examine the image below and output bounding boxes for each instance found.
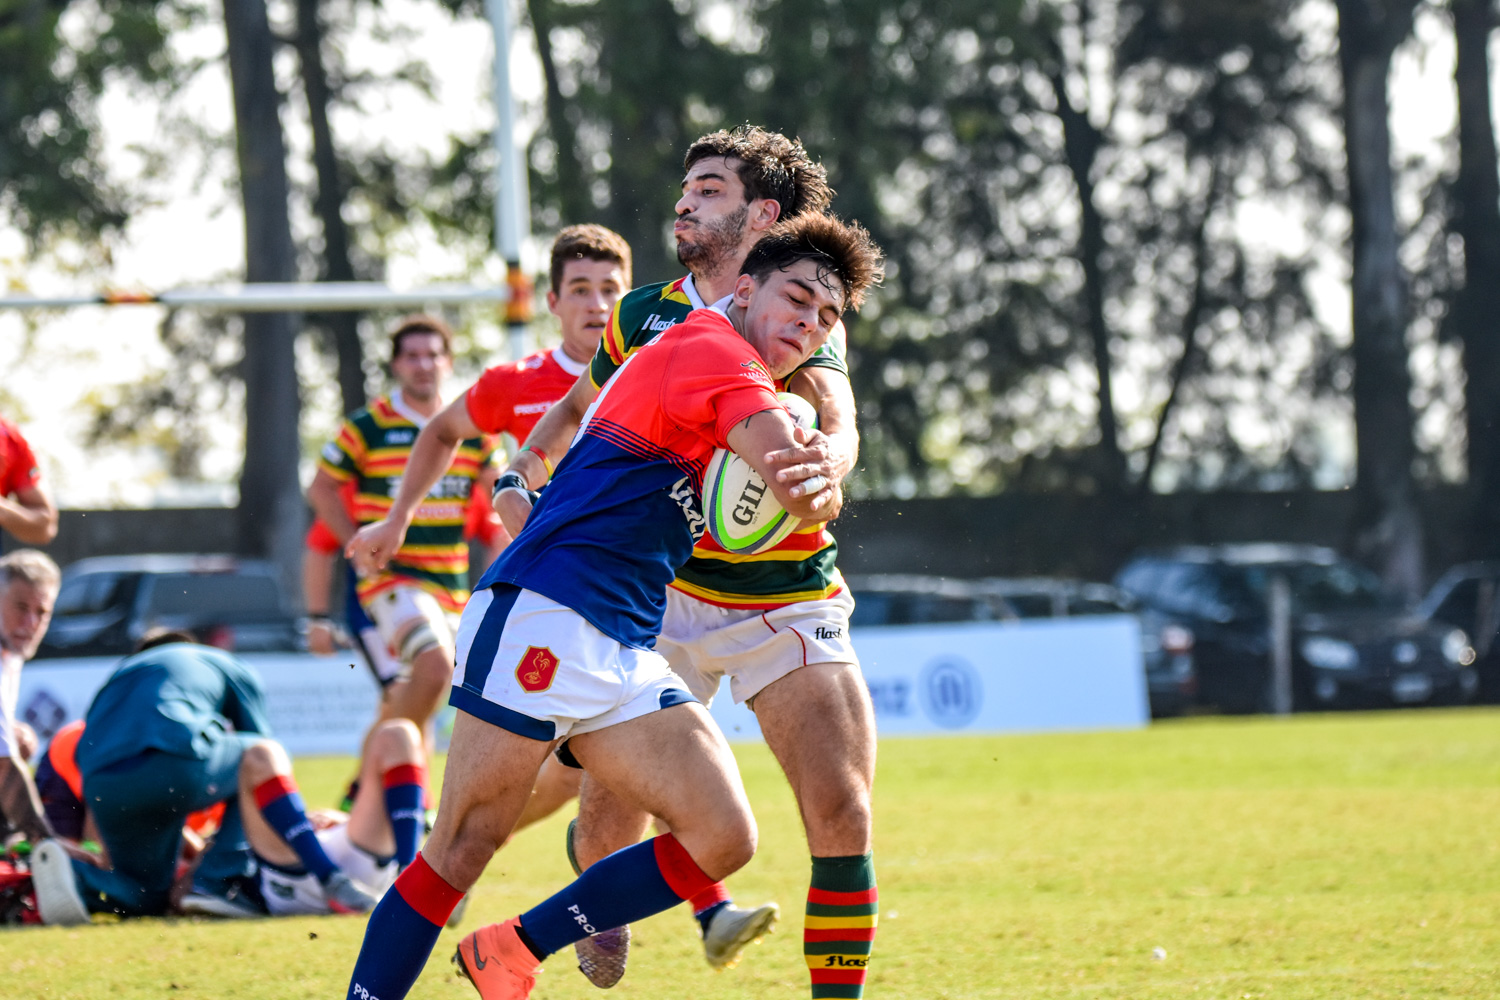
[0,418,43,498]
[465,347,588,443]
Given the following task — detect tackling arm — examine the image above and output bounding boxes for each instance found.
[507,374,600,489]
[0,483,59,545]
[494,375,601,536]
[766,367,858,512]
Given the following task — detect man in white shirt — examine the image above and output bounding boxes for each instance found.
[0,549,60,846]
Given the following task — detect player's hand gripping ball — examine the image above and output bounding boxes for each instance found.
[704,392,819,555]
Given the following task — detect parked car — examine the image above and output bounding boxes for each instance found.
[1417,561,1500,702]
[844,574,1196,717]
[35,554,303,659]
[1114,544,1478,714]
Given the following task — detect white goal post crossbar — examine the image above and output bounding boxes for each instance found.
[0,282,511,312]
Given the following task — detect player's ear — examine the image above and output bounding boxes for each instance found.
[750,197,780,231]
[733,273,756,306]
[546,289,560,315]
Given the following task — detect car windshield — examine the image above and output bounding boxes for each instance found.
[1226,562,1396,614]
[144,572,285,618]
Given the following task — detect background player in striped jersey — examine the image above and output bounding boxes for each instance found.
[497,126,881,997]
[348,224,633,839]
[307,317,497,742]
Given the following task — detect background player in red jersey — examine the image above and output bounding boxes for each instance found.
[0,417,58,546]
[350,224,632,837]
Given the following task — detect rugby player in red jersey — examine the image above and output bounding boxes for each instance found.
[0,417,58,545]
[342,214,881,1000]
[498,127,880,996]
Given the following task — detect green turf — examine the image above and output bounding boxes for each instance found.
[10,709,1500,998]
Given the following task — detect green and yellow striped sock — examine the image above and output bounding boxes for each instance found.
[805,853,877,998]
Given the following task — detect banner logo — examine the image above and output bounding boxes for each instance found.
[920,657,983,729]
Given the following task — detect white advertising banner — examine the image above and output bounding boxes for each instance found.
[708,615,1149,742]
[16,653,382,757]
[16,616,1147,756]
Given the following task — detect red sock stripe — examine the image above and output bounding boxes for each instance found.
[393,853,465,928]
[382,763,426,789]
[652,834,715,901]
[810,969,869,985]
[689,881,732,914]
[807,887,878,905]
[804,927,878,942]
[252,774,298,809]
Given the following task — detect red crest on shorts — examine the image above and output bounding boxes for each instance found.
[516,646,560,692]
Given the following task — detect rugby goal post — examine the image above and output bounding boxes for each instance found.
[0,282,510,312]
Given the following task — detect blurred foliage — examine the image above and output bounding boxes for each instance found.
[0,0,192,252]
[16,0,1488,513]
[504,0,1356,498]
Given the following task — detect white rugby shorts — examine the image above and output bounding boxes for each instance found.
[449,586,696,742]
[364,584,460,657]
[357,625,405,687]
[259,823,397,916]
[661,587,859,706]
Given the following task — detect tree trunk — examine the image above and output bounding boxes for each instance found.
[1140,172,1217,493]
[1050,71,1126,492]
[1452,0,1500,558]
[526,0,590,226]
[1335,0,1423,598]
[295,0,366,415]
[224,0,306,604]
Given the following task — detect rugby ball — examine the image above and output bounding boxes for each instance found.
[704,392,820,554]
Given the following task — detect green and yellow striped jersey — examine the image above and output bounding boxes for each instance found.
[590,274,850,610]
[318,392,496,613]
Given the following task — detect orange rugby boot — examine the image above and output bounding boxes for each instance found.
[453,916,543,999]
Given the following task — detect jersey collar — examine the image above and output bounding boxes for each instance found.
[551,346,588,378]
[387,389,434,429]
[681,273,708,310]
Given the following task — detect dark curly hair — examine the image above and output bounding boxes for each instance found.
[740,213,884,312]
[684,125,834,221]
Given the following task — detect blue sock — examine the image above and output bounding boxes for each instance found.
[382,764,426,869]
[347,854,463,1000]
[254,775,337,883]
[519,833,715,957]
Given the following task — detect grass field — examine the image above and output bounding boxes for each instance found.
[8,708,1500,999]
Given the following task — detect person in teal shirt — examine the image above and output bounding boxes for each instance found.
[67,635,273,916]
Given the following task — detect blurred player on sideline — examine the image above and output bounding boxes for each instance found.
[342,213,879,1000]
[0,417,58,545]
[500,126,880,995]
[308,317,498,741]
[348,225,634,838]
[0,552,61,870]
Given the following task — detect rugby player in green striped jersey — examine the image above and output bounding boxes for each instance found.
[308,317,497,742]
[496,126,881,998]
